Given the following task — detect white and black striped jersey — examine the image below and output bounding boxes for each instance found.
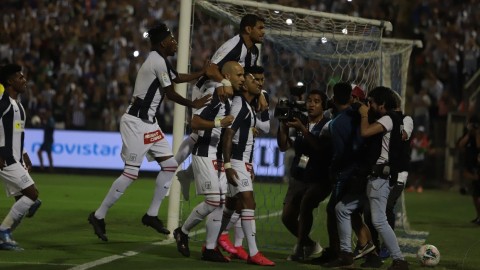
[251,90,270,133]
[196,35,259,89]
[126,51,178,122]
[192,86,231,158]
[0,92,26,165]
[228,95,256,163]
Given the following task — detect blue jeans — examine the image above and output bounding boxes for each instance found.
[335,192,366,253]
[366,177,403,261]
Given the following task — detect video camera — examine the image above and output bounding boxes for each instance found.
[274,85,308,125]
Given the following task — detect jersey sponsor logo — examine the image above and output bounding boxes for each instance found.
[161,73,170,84]
[144,130,164,144]
[245,163,253,172]
[212,160,225,172]
[213,53,223,62]
[14,120,25,132]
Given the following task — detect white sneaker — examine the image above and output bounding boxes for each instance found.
[287,244,298,260]
[304,242,323,258]
[176,170,192,201]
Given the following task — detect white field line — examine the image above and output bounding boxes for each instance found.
[0,261,79,266]
[68,210,283,270]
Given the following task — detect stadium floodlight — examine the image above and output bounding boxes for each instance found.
[321,37,327,43]
[297,82,304,86]
[143,32,148,38]
[133,51,139,57]
[285,19,293,25]
[342,28,348,34]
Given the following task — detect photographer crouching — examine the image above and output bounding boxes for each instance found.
[276,90,333,260]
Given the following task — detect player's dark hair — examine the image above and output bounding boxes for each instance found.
[0,64,22,86]
[239,14,265,34]
[368,86,397,110]
[147,23,171,46]
[244,65,264,75]
[307,90,327,110]
[333,82,352,105]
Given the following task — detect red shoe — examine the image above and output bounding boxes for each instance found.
[202,244,231,261]
[247,251,275,266]
[231,246,248,260]
[218,234,237,254]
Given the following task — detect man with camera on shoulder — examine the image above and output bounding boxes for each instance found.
[458,115,480,226]
[277,90,333,261]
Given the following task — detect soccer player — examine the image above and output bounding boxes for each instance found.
[37,109,55,173]
[220,69,275,266]
[173,61,242,262]
[198,14,268,110]
[0,64,40,251]
[88,24,211,242]
[217,65,270,260]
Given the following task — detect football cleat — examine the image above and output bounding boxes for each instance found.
[0,242,23,251]
[201,247,229,262]
[173,227,190,257]
[26,199,42,218]
[141,214,170,234]
[0,229,18,247]
[202,244,231,261]
[88,212,108,242]
[247,252,275,266]
[218,234,237,254]
[353,241,376,260]
[231,246,249,260]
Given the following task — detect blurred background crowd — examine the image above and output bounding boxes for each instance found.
[0,0,479,186]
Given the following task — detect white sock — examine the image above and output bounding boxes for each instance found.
[182,195,220,234]
[0,196,35,231]
[234,218,244,247]
[222,212,240,235]
[95,166,138,219]
[147,157,178,217]
[205,197,224,249]
[218,208,235,239]
[10,215,25,233]
[175,133,198,165]
[241,209,258,256]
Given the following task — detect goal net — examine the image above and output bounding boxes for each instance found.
[178,0,417,252]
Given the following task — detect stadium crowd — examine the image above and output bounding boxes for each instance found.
[0,0,479,137]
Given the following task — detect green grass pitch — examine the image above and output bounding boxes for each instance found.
[0,174,479,269]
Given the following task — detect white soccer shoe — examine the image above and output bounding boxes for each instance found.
[176,170,192,201]
[305,242,323,258]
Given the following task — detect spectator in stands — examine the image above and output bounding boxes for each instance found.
[412,88,431,137]
[407,126,429,193]
[52,94,67,130]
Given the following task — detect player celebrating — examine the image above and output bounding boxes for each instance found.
[88,24,211,242]
[0,64,40,251]
[173,61,244,262]
[198,14,267,110]
[221,69,275,266]
[217,65,270,260]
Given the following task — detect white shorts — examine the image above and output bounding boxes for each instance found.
[227,159,253,197]
[397,171,408,185]
[120,114,173,166]
[1,162,34,197]
[192,155,227,195]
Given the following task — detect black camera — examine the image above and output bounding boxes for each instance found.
[274,85,308,125]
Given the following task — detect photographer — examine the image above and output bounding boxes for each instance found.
[458,115,480,225]
[356,87,408,270]
[277,90,333,260]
